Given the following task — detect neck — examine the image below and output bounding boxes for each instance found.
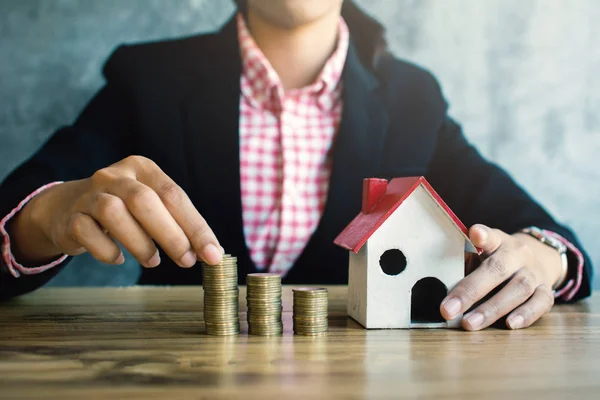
[246,10,341,91]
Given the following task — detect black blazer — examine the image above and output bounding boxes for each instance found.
[0,15,593,301]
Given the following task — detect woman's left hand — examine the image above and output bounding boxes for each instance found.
[440,224,563,331]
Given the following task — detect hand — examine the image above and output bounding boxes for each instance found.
[440,224,563,331]
[10,156,223,268]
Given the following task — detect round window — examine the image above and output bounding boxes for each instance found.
[379,249,407,276]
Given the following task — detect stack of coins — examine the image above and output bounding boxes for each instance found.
[293,288,328,336]
[202,255,240,336]
[246,273,283,336]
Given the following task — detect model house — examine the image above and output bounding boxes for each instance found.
[334,176,480,329]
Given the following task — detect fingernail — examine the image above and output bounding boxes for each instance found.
[179,251,197,268]
[442,297,462,318]
[465,312,484,329]
[115,253,125,265]
[203,243,223,265]
[144,250,161,268]
[508,315,525,330]
[220,246,226,255]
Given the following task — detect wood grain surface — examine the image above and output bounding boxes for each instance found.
[0,286,598,399]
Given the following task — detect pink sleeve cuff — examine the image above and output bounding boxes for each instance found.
[542,229,585,302]
[0,182,69,278]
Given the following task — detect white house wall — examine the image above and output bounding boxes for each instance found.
[348,247,368,325]
[364,185,465,328]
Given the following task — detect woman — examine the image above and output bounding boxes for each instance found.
[0,0,592,331]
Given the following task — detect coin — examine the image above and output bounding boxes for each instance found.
[246,273,283,336]
[292,287,328,336]
[201,255,240,336]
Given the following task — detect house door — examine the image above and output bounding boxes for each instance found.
[411,277,447,324]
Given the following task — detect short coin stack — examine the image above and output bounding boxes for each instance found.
[246,273,283,336]
[293,288,329,336]
[202,254,240,336]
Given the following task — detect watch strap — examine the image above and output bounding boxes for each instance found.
[520,227,569,291]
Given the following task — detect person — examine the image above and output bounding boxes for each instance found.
[0,0,592,331]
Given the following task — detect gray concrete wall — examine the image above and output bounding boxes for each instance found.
[1,0,598,288]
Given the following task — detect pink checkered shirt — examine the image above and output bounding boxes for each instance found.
[0,14,585,301]
[238,14,348,273]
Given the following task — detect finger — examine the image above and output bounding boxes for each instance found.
[465,252,482,274]
[469,224,505,255]
[89,193,160,268]
[67,213,124,265]
[105,177,197,268]
[506,285,554,330]
[442,244,523,320]
[461,268,537,331]
[133,159,222,265]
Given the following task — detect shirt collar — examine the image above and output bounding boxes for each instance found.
[238,13,349,111]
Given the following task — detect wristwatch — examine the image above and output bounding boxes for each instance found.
[520,227,568,290]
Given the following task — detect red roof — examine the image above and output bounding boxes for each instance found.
[334,176,479,254]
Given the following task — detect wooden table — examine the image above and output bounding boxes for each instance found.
[0,287,598,399]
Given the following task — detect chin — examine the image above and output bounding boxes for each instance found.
[249,0,342,28]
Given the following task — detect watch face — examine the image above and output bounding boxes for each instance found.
[524,227,566,253]
[546,236,567,253]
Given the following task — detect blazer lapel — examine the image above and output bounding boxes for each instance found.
[286,42,390,282]
[321,43,390,238]
[180,17,256,275]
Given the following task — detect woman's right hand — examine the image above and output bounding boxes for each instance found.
[9,155,223,268]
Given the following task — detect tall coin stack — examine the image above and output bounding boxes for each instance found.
[293,288,328,336]
[202,254,240,336]
[246,273,283,336]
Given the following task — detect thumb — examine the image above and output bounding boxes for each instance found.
[469,224,504,255]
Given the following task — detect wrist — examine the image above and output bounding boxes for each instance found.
[9,186,64,264]
[513,232,566,289]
